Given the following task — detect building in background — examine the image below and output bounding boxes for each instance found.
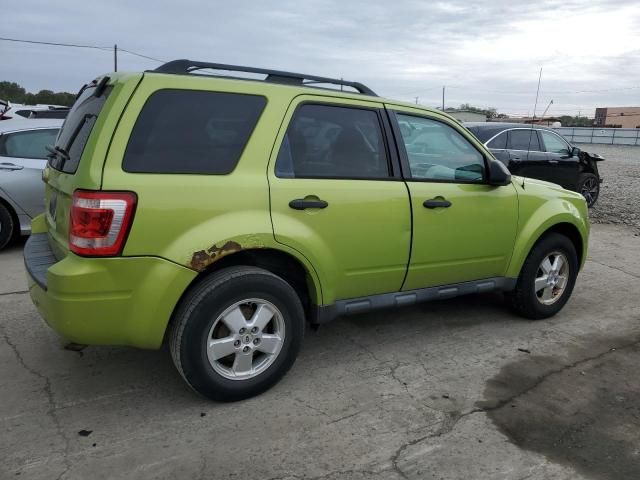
[594,107,640,128]
[444,108,487,122]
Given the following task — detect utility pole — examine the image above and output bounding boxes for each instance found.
[114,44,118,72]
[442,86,445,111]
[415,96,419,105]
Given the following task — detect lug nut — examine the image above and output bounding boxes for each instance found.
[251,327,259,334]
[239,328,246,334]
[242,346,250,353]
[253,338,261,345]
[233,340,241,347]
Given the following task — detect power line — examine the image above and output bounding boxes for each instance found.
[0,36,110,50]
[117,48,164,63]
[0,36,164,63]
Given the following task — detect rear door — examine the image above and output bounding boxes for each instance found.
[389,107,518,289]
[0,128,58,217]
[539,129,579,189]
[269,96,411,304]
[506,128,548,179]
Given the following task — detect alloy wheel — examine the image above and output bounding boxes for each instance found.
[580,177,599,207]
[534,251,570,305]
[206,298,285,380]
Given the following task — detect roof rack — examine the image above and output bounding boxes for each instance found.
[152,59,377,96]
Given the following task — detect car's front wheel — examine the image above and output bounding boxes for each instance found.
[506,232,578,320]
[578,173,600,207]
[170,266,305,401]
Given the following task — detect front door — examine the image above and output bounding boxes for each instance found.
[268,97,411,304]
[389,108,518,290]
[506,128,548,180]
[539,129,579,189]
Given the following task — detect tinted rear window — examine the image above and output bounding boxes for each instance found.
[49,84,111,173]
[487,132,507,149]
[123,90,266,174]
[509,129,541,150]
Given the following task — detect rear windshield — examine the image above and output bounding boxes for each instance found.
[122,89,266,174]
[48,83,111,173]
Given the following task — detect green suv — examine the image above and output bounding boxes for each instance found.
[24,60,589,401]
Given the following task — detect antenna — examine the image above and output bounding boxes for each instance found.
[527,67,543,152]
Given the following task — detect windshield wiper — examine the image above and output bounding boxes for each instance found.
[45,145,70,170]
[46,145,70,160]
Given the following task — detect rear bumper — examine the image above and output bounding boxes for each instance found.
[24,234,196,349]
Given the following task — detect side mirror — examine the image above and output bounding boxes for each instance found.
[487,159,512,186]
[570,146,580,157]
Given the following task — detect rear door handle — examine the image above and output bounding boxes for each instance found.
[0,162,23,171]
[423,198,452,209]
[289,198,328,210]
[548,159,559,164]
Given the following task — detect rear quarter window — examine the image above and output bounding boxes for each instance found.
[122,90,267,174]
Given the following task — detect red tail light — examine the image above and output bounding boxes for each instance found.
[69,190,137,257]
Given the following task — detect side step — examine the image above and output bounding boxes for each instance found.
[313,277,516,324]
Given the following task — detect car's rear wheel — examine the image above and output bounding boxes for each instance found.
[578,173,599,207]
[506,232,578,320]
[170,266,305,401]
[0,203,16,251]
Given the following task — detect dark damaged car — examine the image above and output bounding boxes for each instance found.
[466,123,604,207]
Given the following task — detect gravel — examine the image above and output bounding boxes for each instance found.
[574,144,640,231]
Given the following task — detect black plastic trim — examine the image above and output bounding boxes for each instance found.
[312,277,517,324]
[153,59,377,96]
[24,233,57,291]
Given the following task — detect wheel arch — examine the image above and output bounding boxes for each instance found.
[507,215,588,279]
[165,247,322,341]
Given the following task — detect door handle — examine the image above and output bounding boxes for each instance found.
[289,198,329,210]
[0,162,23,171]
[548,159,559,164]
[423,198,452,209]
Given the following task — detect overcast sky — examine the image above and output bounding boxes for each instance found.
[3,0,639,116]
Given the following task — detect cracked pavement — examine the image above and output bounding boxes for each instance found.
[1,223,639,480]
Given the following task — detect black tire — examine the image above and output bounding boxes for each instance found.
[577,173,599,207]
[170,266,305,402]
[0,203,16,251]
[506,233,578,320]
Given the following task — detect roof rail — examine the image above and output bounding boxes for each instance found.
[152,59,377,96]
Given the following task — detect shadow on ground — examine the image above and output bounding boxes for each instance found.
[479,333,640,480]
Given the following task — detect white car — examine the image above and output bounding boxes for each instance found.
[0,118,63,249]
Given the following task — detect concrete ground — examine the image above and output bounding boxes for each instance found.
[1,223,639,480]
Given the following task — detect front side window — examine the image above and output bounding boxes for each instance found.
[123,90,266,174]
[275,104,390,179]
[508,129,541,151]
[396,114,485,182]
[0,129,59,159]
[540,130,570,154]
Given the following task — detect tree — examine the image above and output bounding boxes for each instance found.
[557,115,594,127]
[0,81,75,106]
[458,103,499,119]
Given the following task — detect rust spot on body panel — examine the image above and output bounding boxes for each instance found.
[190,241,242,271]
